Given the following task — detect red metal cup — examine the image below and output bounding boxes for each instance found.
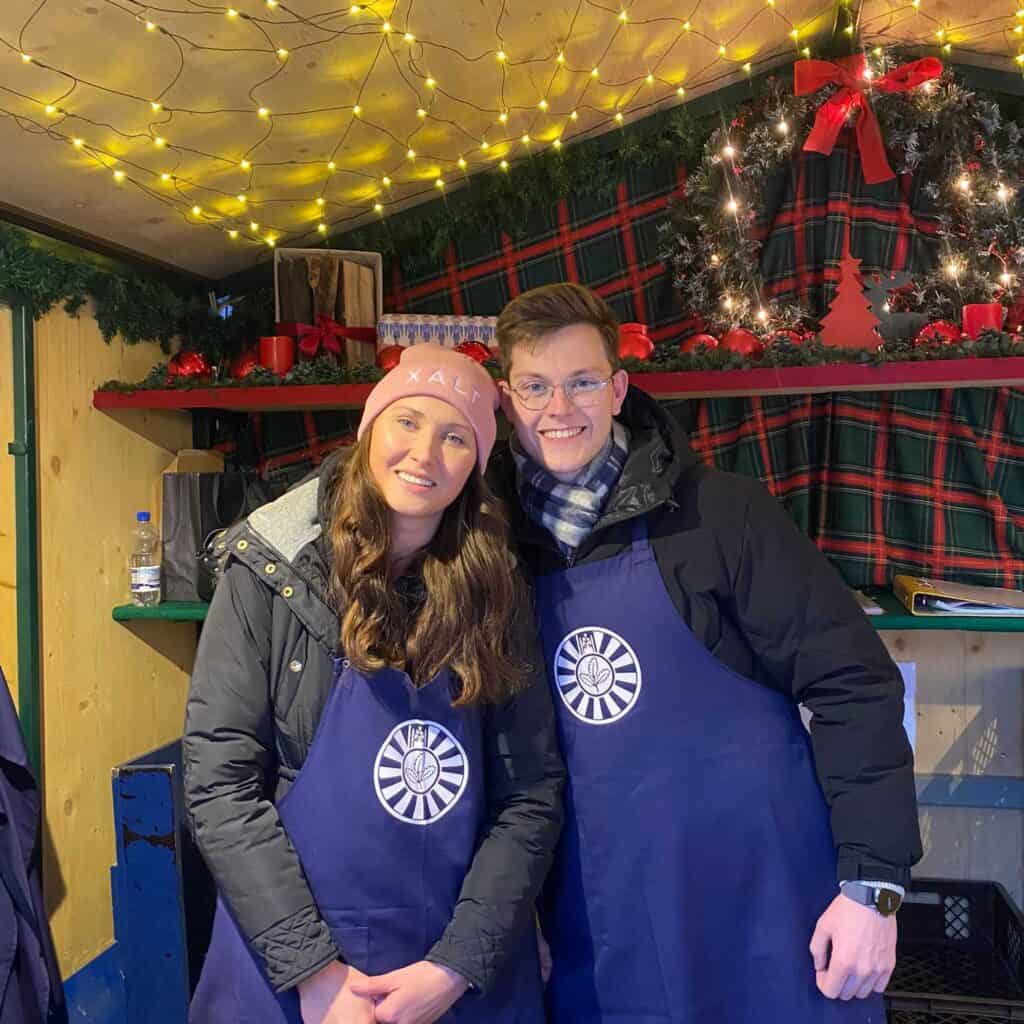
[258,335,295,375]
[961,302,1004,340]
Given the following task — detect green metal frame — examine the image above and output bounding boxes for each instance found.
[3,293,41,778]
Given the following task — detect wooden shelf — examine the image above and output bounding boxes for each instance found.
[92,356,1024,412]
[112,602,209,622]
[109,592,1024,631]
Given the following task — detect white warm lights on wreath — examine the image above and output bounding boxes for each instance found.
[659,59,1023,335]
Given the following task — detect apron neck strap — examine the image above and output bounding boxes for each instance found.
[629,515,654,565]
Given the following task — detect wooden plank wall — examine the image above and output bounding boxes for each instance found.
[34,302,196,976]
[0,303,16,706]
[880,630,1024,906]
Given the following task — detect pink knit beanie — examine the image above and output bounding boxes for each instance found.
[357,344,498,470]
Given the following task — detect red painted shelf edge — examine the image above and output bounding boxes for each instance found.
[92,357,1024,410]
[93,382,377,410]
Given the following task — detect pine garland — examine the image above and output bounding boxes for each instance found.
[0,221,274,358]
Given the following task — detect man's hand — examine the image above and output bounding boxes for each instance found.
[349,961,469,1024]
[810,893,897,1000]
[297,960,376,1024]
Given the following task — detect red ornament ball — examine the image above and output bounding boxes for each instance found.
[618,322,654,361]
[228,347,260,379]
[167,350,212,379]
[913,321,961,347]
[679,333,719,353]
[454,341,492,364]
[376,344,405,371]
[719,328,765,360]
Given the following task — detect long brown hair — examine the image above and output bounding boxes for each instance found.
[326,437,530,705]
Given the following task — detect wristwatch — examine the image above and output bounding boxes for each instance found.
[840,881,903,917]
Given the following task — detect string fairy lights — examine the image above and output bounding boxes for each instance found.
[0,0,1020,255]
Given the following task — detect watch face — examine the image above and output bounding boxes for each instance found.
[876,889,902,916]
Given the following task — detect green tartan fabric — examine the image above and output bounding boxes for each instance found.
[669,388,1024,589]
[383,160,690,344]
[216,155,1022,591]
[756,130,942,318]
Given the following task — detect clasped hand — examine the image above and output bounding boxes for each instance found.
[298,958,468,1024]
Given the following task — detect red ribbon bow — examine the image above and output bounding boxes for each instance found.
[296,315,346,359]
[793,55,942,184]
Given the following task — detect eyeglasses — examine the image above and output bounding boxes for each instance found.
[507,375,614,411]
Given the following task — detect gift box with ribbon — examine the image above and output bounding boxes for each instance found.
[273,248,383,366]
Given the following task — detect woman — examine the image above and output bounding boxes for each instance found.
[184,344,563,1024]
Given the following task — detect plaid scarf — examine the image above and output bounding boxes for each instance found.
[512,422,630,556]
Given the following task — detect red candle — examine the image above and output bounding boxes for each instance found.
[258,335,296,375]
[961,303,1004,340]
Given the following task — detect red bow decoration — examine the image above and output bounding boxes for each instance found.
[297,315,347,359]
[793,55,942,184]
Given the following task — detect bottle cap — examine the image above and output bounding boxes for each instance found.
[136,511,151,522]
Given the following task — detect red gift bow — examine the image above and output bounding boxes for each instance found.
[297,315,346,358]
[295,316,377,358]
[793,55,942,184]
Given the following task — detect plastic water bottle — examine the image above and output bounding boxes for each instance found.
[129,511,161,606]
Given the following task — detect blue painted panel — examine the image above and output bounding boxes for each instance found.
[915,773,1024,810]
[111,759,189,1024]
[63,943,126,1024]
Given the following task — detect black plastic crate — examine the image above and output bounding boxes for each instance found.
[885,878,1024,1022]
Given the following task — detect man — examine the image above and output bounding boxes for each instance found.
[489,282,922,1023]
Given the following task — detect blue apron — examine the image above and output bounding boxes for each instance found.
[190,659,544,1023]
[534,518,885,1024]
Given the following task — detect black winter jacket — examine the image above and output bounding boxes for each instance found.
[489,386,922,887]
[183,453,565,994]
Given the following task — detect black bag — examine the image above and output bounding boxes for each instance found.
[161,470,272,602]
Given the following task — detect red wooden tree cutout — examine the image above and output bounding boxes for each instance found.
[818,242,883,350]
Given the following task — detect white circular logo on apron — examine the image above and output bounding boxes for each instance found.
[374,720,469,825]
[553,627,642,725]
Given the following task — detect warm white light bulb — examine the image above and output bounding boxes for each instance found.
[374,203,384,213]
[726,198,739,213]
[777,120,789,134]
[457,156,467,169]
[722,144,735,158]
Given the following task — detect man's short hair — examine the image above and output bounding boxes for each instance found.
[496,282,621,375]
